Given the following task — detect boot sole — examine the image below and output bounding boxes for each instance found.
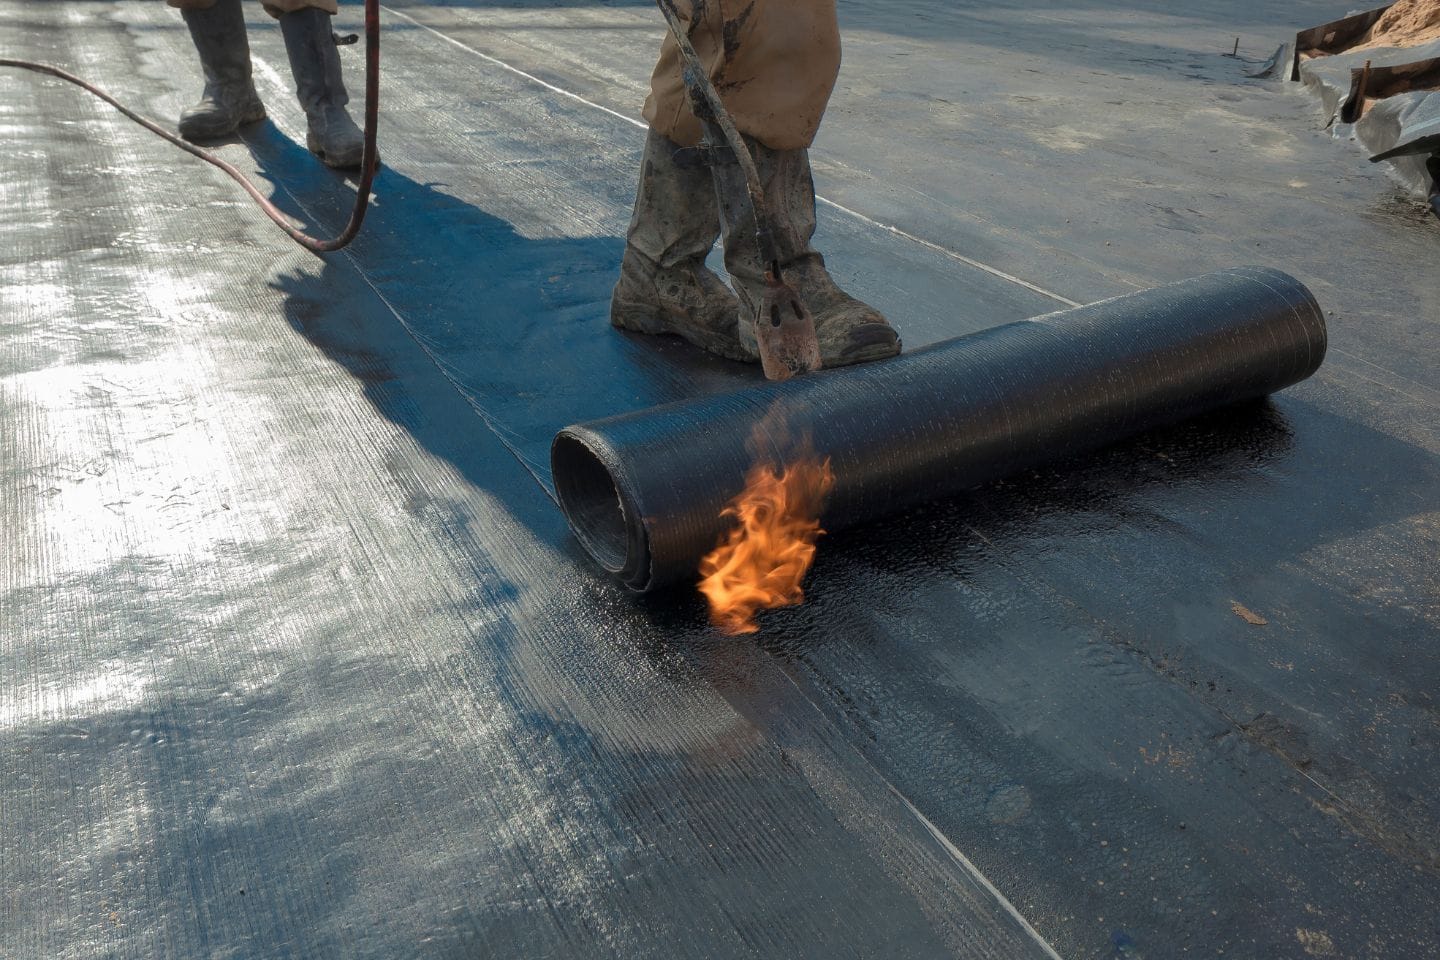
[611,297,756,364]
[178,103,266,143]
[306,130,373,170]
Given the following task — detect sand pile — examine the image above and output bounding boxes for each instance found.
[1354,0,1440,51]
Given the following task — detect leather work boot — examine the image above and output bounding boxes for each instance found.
[713,139,901,369]
[611,129,756,363]
[178,0,266,142]
[279,7,366,169]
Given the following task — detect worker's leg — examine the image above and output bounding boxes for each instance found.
[276,4,364,168]
[611,129,755,362]
[171,0,266,142]
[613,0,837,362]
[631,0,899,367]
[712,138,900,368]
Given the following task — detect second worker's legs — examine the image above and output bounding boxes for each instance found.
[176,0,266,141]
[277,5,365,169]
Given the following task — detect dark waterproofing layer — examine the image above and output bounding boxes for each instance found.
[554,268,1326,591]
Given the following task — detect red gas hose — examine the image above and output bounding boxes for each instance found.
[0,0,379,254]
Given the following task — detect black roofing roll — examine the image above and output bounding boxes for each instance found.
[553,267,1326,592]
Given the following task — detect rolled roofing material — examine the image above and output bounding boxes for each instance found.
[553,268,1327,592]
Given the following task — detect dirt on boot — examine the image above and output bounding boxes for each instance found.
[611,248,755,362]
[611,129,756,363]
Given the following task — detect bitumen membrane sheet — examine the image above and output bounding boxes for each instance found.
[2,1,1438,958]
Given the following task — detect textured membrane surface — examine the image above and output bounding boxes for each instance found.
[2,2,1439,959]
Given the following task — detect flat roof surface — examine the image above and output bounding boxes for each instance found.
[2,1,1437,957]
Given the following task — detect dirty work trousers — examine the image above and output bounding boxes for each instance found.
[644,0,841,151]
[166,0,338,17]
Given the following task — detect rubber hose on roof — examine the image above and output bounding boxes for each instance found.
[551,267,1327,592]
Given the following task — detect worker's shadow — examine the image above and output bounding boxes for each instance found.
[244,120,753,505]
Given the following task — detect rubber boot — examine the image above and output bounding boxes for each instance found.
[714,139,901,369]
[610,129,755,362]
[178,0,266,142]
[279,8,365,169]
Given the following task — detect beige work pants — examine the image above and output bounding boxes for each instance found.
[643,0,841,151]
[167,0,338,17]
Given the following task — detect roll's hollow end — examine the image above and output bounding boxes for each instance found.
[552,431,639,579]
[554,268,1327,592]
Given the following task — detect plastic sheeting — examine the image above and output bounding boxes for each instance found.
[1295,29,1440,201]
[553,269,1327,590]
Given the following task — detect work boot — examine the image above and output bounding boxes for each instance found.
[178,0,266,142]
[611,130,754,362]
[714,139,901,369]
[279,7,366,169]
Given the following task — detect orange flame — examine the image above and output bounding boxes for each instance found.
[698,436,835,636]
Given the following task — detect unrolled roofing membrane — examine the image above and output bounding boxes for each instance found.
[553,268,1327,591]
